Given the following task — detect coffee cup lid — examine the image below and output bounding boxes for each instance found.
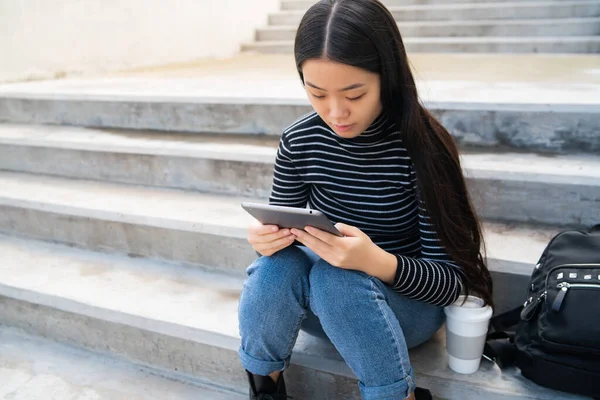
[444,295,493,321]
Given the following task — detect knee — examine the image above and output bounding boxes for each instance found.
[239,247,313,333]
[241,246,312,303]
[308,260,376,315]
[247,246,311,283]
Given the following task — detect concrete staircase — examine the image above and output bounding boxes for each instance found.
[242,0,600,54]
[0,63,598,399]
[0,326,245,399]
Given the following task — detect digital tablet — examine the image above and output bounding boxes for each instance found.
[241,202,344,237]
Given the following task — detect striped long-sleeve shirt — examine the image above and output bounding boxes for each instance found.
[269,111,464,307]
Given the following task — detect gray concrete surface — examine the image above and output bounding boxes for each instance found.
[269,1,600,25]
[401,18,600,38]
[0,124,277,199]
[1,75,598,153]
[0,125,598,227]
[0,235,588,400]
[1,100,597,152]
[256,18,600,41]
[281,0,579,9]
[245,37,600,54]
[0,171,564,279]
[3,53,599,105]
[0,168,565,313]
[403,36,600,54]
[0,172,259,274]
[0,326,244,400]
[259,1,600,53]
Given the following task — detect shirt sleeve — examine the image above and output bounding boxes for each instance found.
[268,136,309,208]
[389,173,465,307]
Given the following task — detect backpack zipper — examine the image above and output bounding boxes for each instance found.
[521,290,546,320]
[551,282,600,312]
[545,263,600,289]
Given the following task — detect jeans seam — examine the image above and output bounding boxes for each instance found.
[285,272,310,359]
[370,278,409,384]
[282,309,307,359]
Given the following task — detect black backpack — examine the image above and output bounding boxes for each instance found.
[485,224,600,399]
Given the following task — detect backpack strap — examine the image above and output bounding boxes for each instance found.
[490,306,522,331]
[483,331,517,369]
[483,306,523,369]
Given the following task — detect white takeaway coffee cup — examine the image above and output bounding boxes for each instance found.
[444,295,493,374]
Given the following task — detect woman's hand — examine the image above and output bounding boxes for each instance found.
[291,223,377,272]
[248,220,296,257]
[291,223,398,283]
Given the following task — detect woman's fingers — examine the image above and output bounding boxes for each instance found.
[250,229,292,246]
[260,234,295,250]
[256,234,296,256]
[256,223,280,235]
[291,228,329,255]
[247,220,296,255]
[249,221,278,235]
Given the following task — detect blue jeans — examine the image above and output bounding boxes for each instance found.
[238,246,444,400]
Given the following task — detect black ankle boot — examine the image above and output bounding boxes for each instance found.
[246,370,288,400]
[414,387,433,400]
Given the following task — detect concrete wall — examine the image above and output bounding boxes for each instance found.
[0,0,280,83]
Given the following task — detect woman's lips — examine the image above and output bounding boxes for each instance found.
[333,123,355,132]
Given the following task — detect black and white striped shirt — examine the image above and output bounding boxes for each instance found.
[269,111,464,307]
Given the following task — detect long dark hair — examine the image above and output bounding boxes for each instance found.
[294,0,493,307]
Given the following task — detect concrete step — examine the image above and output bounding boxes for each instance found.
[0,171,578,313]
[244,36,600,54]
[0,125,598,228]
[0,83,598,154]
[269,1,600,25]
[0,326,245,400]
[281,0,568,10]
[0,235,588,400]
[256,18,600,41]
[0,124,279,199]
[0,172,260,277]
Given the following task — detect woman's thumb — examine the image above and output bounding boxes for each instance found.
[335,223,361,237]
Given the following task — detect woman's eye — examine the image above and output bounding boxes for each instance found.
[348,95,365,101]
[311,94,325,99]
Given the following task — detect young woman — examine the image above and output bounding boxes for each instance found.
[238,1,494,399]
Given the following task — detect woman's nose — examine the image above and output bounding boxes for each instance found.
[329,100,348,120]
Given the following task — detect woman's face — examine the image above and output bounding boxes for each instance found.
[301,58,383,139]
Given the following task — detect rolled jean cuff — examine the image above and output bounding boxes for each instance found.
[239,346,289,376]
[359,371,416,400]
